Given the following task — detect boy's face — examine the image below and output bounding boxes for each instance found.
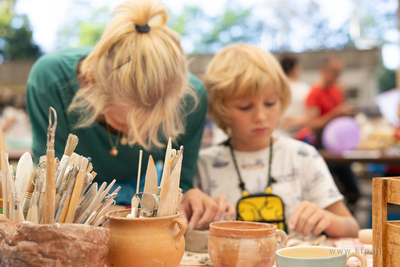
[226,88,281,151]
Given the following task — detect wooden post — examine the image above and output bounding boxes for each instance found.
[372,177,387,267]
[0,120,6,199]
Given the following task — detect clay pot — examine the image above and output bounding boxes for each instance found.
[105,209,187,267]
[0,214,111,267]
[208,221,287,267]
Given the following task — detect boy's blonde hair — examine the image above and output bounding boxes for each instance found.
[204,43,291,134]
[69,0,192,149]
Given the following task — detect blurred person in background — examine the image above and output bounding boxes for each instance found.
[304,55,360,207]
[278,55,310,137]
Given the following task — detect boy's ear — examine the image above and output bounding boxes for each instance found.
[86,69,95,85]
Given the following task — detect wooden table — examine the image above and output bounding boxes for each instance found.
[180,238,373,266]
[319,149,400,165]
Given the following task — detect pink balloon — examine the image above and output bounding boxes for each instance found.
[322,116,361,154]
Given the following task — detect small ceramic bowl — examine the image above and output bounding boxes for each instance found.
[185,229,210,253]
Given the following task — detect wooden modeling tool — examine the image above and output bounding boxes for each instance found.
[93,179,116,209]
[44,107,57,224]
[7,165,15,221]
[1,151,8,217]
[55,134,78,191]
[157,151,183,217]
[142,155,158,212]
[64,157,89,223]
[77,181,106,223]
[160,137,172,189]
[15,152,33,209]
[129,150,143,218]
[74,182,97,221]
[27,192,38,224]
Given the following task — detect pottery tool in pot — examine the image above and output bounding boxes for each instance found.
[43,107,57,224]
[77,181,106,223]
[64,157,89,223]
[15,152,33,211]
[128,150,143,218]
[74,182,97,221]
[55,134,78,192]
[141,155,158,216]
[1,151,8,217]
[160,137,172,189]
[55,167,73,211]
[157,146,183,217]
[55,166,78,223]
[22,160,39,218]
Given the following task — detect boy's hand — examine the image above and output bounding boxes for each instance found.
[178,189,236,230]
[289,200,332,236]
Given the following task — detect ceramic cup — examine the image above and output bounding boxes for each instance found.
[208,221,287,267]
[276,246,367,267]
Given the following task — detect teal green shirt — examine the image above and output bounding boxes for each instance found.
[26,47,207,198]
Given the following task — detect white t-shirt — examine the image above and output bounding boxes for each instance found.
[194,136,343,225]
[284,80,310,117]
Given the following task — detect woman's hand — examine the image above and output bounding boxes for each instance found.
[289,200,332,236]
[178,189,236,230]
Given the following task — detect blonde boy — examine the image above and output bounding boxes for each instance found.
[195,44,359,237]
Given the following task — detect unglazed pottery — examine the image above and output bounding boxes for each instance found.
[185,229,210,253]
[276,246,367,267]
[208,221,287,267]
[0,214,111,267]
[105,209,187,267]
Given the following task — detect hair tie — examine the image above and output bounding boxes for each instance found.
[135,24,151,33]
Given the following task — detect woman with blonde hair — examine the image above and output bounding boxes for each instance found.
[26,0,234,229]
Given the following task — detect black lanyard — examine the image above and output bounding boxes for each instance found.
[227,137,276,194]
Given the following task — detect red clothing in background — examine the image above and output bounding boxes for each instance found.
[305,84,344,115]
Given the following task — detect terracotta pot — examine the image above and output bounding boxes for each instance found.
[0,214,111,267]
[208,221,287,267]
[105,209,187,267]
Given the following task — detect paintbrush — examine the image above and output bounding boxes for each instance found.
[55,166,78,223]
[55,134,78,192]
[23,156,46,218]
[22,168,37,218]
[43,107,57,224]
[54,167,73,212]
[64,157,89,223]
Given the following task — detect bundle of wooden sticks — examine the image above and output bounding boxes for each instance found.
[0,107,118,226]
